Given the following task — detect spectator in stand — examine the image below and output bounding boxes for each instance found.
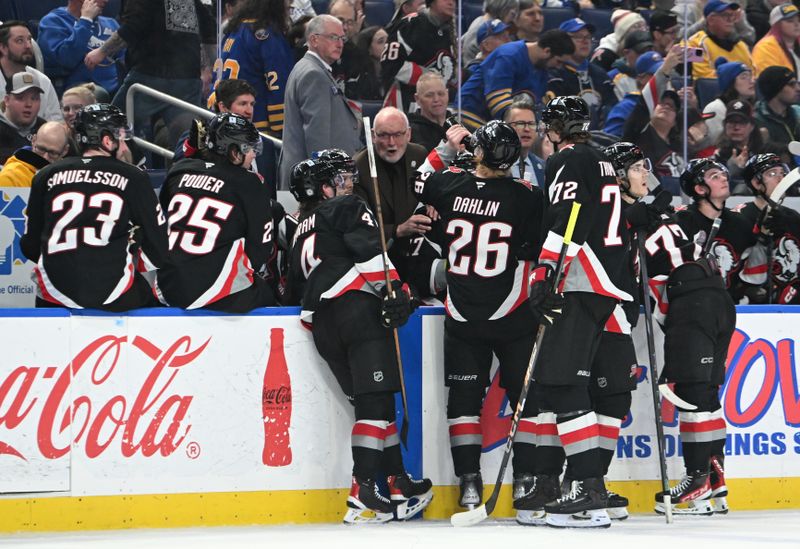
[0,122,69,186]
[512,0,544,43]
[0,72,47,164]
[677,0,756,46]
[85,0,217,145]
[290,0,316,24]
[346,26,387,100]
[610,30,655,101]
[209,0,294,137]
[459,30,575,130]
[548,18,615,129]
[591,9,648,72]
[753,3,800,76]
[685,1,754,79]
[460,0,519,66]
[60,83,96,155]
[703,57,755,144]
[221,0,243,28]
[649,10,679,57]
[755,65,800,146]
[0,22,63,122]
[38,0,122,97]
[386,0,425,35]
[328,0,363,88]
[633,89,685,179]
[408,72,450,152]
[465,19,512,76]
[747,0,786,41]
[681,107,717,158]
[715,99,767,181]
[503,94,544,189]
[381,0,456,112]
[287,15,314,60]
[176,79,278,197]
[279,15,362,188]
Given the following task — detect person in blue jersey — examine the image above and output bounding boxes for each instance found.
[458,29,574,130]
[210,0,295,137]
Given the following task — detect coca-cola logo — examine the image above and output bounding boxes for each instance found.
[263,385,291,405]
[0,334,209,461]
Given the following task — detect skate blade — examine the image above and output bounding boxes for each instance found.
[343,507,394,525]
[572,507,628,521]
[451,504,488,527]
[546,509,611,529]
[394,491,433,521]
[712,497,729,514]
[516,510,546,526]
[654,500,714,516]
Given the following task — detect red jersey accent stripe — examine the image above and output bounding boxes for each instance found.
[352,423,387,440]
[449,423,482,436]
[560,424,600,445]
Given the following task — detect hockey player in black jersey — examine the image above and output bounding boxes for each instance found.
[156,113,277,312]
[675,159,759,303]
[739,154,800,304]
[621,155,735,516]
[285,157,432,524]
[522,96,633,529]
[21,104,169,311]
[413,120,545,515]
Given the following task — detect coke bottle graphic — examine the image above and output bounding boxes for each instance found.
[262,327,292,466]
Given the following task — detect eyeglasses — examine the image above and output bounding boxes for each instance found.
[374,130,408,140]
[314,33,347,43]
[715,11,738,21]
[33,143,65,160]
[509,121,536,129]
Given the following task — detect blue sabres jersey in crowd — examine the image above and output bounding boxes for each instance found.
[209,21,294,135]
[459,41,548,130]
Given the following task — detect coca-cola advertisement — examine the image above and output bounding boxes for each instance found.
[0,314,354,495]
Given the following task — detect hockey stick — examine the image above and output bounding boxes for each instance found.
[363,116,410,448]
[451,201,582,528]
[655,216,724,412]
[636,231,673,525]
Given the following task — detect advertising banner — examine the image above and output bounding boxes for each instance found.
[0,188,35,308]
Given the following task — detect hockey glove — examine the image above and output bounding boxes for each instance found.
[625,191,672,232]
[759,208,788,239]
[381,281,413,329]
[527,264,566,326]
[184,118,207,158]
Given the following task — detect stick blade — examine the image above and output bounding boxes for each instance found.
[658,383,697,410]
[450,505,488,527]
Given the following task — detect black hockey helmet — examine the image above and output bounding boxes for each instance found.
[451,149,477,171]
[205,113,262,158]
[540,96,590,138]
[742,153,787,195]
[603,142,652,178]
[312,148,358,187]
[473,120,521,170]
[680,158,728,199]
[74,103,131,147]
[289,158,338,202]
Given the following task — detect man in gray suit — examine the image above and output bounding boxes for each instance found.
[278,15,362,188]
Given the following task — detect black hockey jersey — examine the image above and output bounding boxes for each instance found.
[381,11,455,111]
[675,203,758,302]
[286,194,399,323]
[541,143,633,302]
[414,167,544,322]
[21,156,169,308]
[271,199,299,300]
[156,158,276,309]
[735,201,800,304]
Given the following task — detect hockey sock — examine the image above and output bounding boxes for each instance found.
[351,419,388,479]
[381,421,404,475]
[448,416,482,476]
[708,408,726,458]
[556,410,603,479]
[679,410,717,472]
[532,411,565,475]
[512,416,537,475]
[597,414,622,476]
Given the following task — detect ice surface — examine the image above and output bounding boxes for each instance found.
[2,511,798,549]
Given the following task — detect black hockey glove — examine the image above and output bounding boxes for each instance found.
[759,208,787,239]
[187,118,207,156]
[527,264,565,326]
[625,191,672,232]
[380,281,413,329]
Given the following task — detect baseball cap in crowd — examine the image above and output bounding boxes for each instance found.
[757,65,797,101]
[770,3,800,25]
[660,89,681,110]
[685,108,715,128]
[649,10,678,32]
[635,51,664,75]
[704,0,740,18]
[5,71,44,95]
[724,99,754,123]
[477,19,509,44]
[624,30,654,54]
[714,57,750,93]
[559,17,596,34]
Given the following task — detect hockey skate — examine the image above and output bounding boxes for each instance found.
[458,473,483,510]
[573,489,629,521]
[654,471,714,516]
[344,477,394,524]
[708,455,728,514]
[513,473,535,502]
[544,477,611,529]
[514,474,559,526]
[387,472,433,520]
